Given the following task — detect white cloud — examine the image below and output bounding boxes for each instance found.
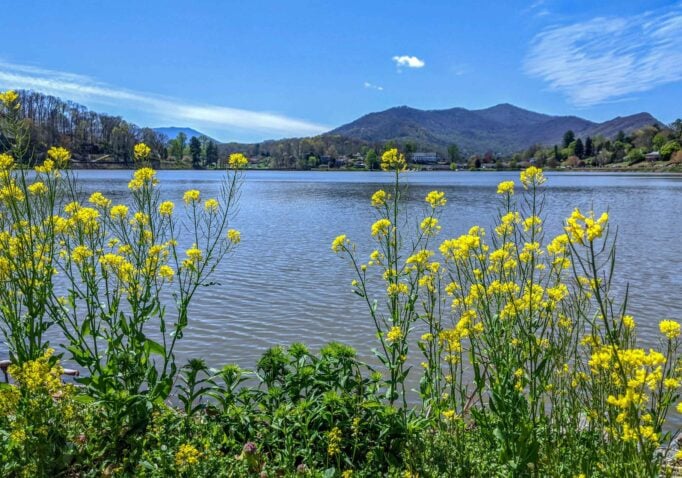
[392,55,425,69]
[0,61,329,138]
[524,6,682,106]
[363,81,384,91]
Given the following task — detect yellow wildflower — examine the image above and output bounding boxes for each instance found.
[175,443,201,468]
[371,189,388,207]
[331,234,349,253]
[0,90,20,109]
[8,349,63,394]
[133,143,152,161]
[496,180,515,195]
[204,198,219,212]
[47,146,71,168]
[159,265,175,281]
[88,191,111,208]
[110,204,129,220]
[420,216,441,235]
[386,326,403,342]
[228,153,249,169]
[425,190,446,208]
[660,320,681,339]
[387,282,409,296]
[381,148,406,172]
[0,153,14,170]
[159,200,175,216]
[227,229,241,244]
[183,189,201,204]
[520,166,546,189]
[185,244,203,263]
[371,218,391,237]
[28,181,48,195]
[327,427,342,457]
[71,245,93,264]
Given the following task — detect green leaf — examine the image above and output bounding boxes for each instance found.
[144,338,165,356]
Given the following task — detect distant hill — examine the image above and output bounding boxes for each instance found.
[328,104,662,155]
[153,127,217,142]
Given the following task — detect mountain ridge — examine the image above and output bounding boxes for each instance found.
[327,103,662,155]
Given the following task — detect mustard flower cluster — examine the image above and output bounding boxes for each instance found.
[0,89,20,109]
[133,142,152,161]
[565,208,609,245]
[326,427,343,457]
[380,148,406,172]
[7,349,64,394]
[175,443,202,468]
[519,165,546,189]
[228,153,249,169]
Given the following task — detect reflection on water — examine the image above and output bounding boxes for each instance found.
[7,170,682,383]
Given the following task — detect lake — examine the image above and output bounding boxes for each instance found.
[53,169,682,371]
[5,169,682,376]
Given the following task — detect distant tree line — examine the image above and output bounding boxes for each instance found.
[0,91,168,164]
[508,120,682,168]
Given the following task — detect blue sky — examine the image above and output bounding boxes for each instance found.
[2,0,681,142]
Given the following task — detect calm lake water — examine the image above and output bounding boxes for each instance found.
[56,169,682,370]
[5,170,682,379]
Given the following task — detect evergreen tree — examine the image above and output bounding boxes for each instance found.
[205,140,219,167]
[574,138,584,159]
[563,130,575,148]
[189,136,202,169]
[585,136,593,158]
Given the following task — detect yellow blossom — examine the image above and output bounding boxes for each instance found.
[327,427,342,457]
[159,265,175,281]
[0,153,14,170]
[47,146,71,168]
[380,148,406,172]
[185,245,203,263]
[420,216,441,235]
[496,180,515,195]
[133,143,152,161]
[204,198,219,212]
[71,245,93,264]
[228,153,249,169]
[331,234,349,253]
[0,90,20,109]
[183,189,201,204]
[371,189,388,207]
[28,181,48,195]
[8,349,63,394]
[371,218,391,237]
[110,204,129,220]
[520,166,546,189]
[159,200,175,216]
[227,229,241,244]
[425,190,446,208]
[386,326,403,342]
[660,320,681,339]
[175,443,201,468]
[88,191,111,208]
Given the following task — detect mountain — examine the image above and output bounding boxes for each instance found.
[153,127,217,142]
[328,104,662,155]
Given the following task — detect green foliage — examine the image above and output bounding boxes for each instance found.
[189,136,202,168]
[661,140,681,161]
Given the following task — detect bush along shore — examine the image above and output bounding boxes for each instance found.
[2,88,682,477]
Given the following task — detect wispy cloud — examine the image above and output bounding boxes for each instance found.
[0,61,329,138]
[392,55,425,69]
[363,81,383,91]
[524,6,682,106]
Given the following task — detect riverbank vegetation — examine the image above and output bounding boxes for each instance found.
[2,88,682,477]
